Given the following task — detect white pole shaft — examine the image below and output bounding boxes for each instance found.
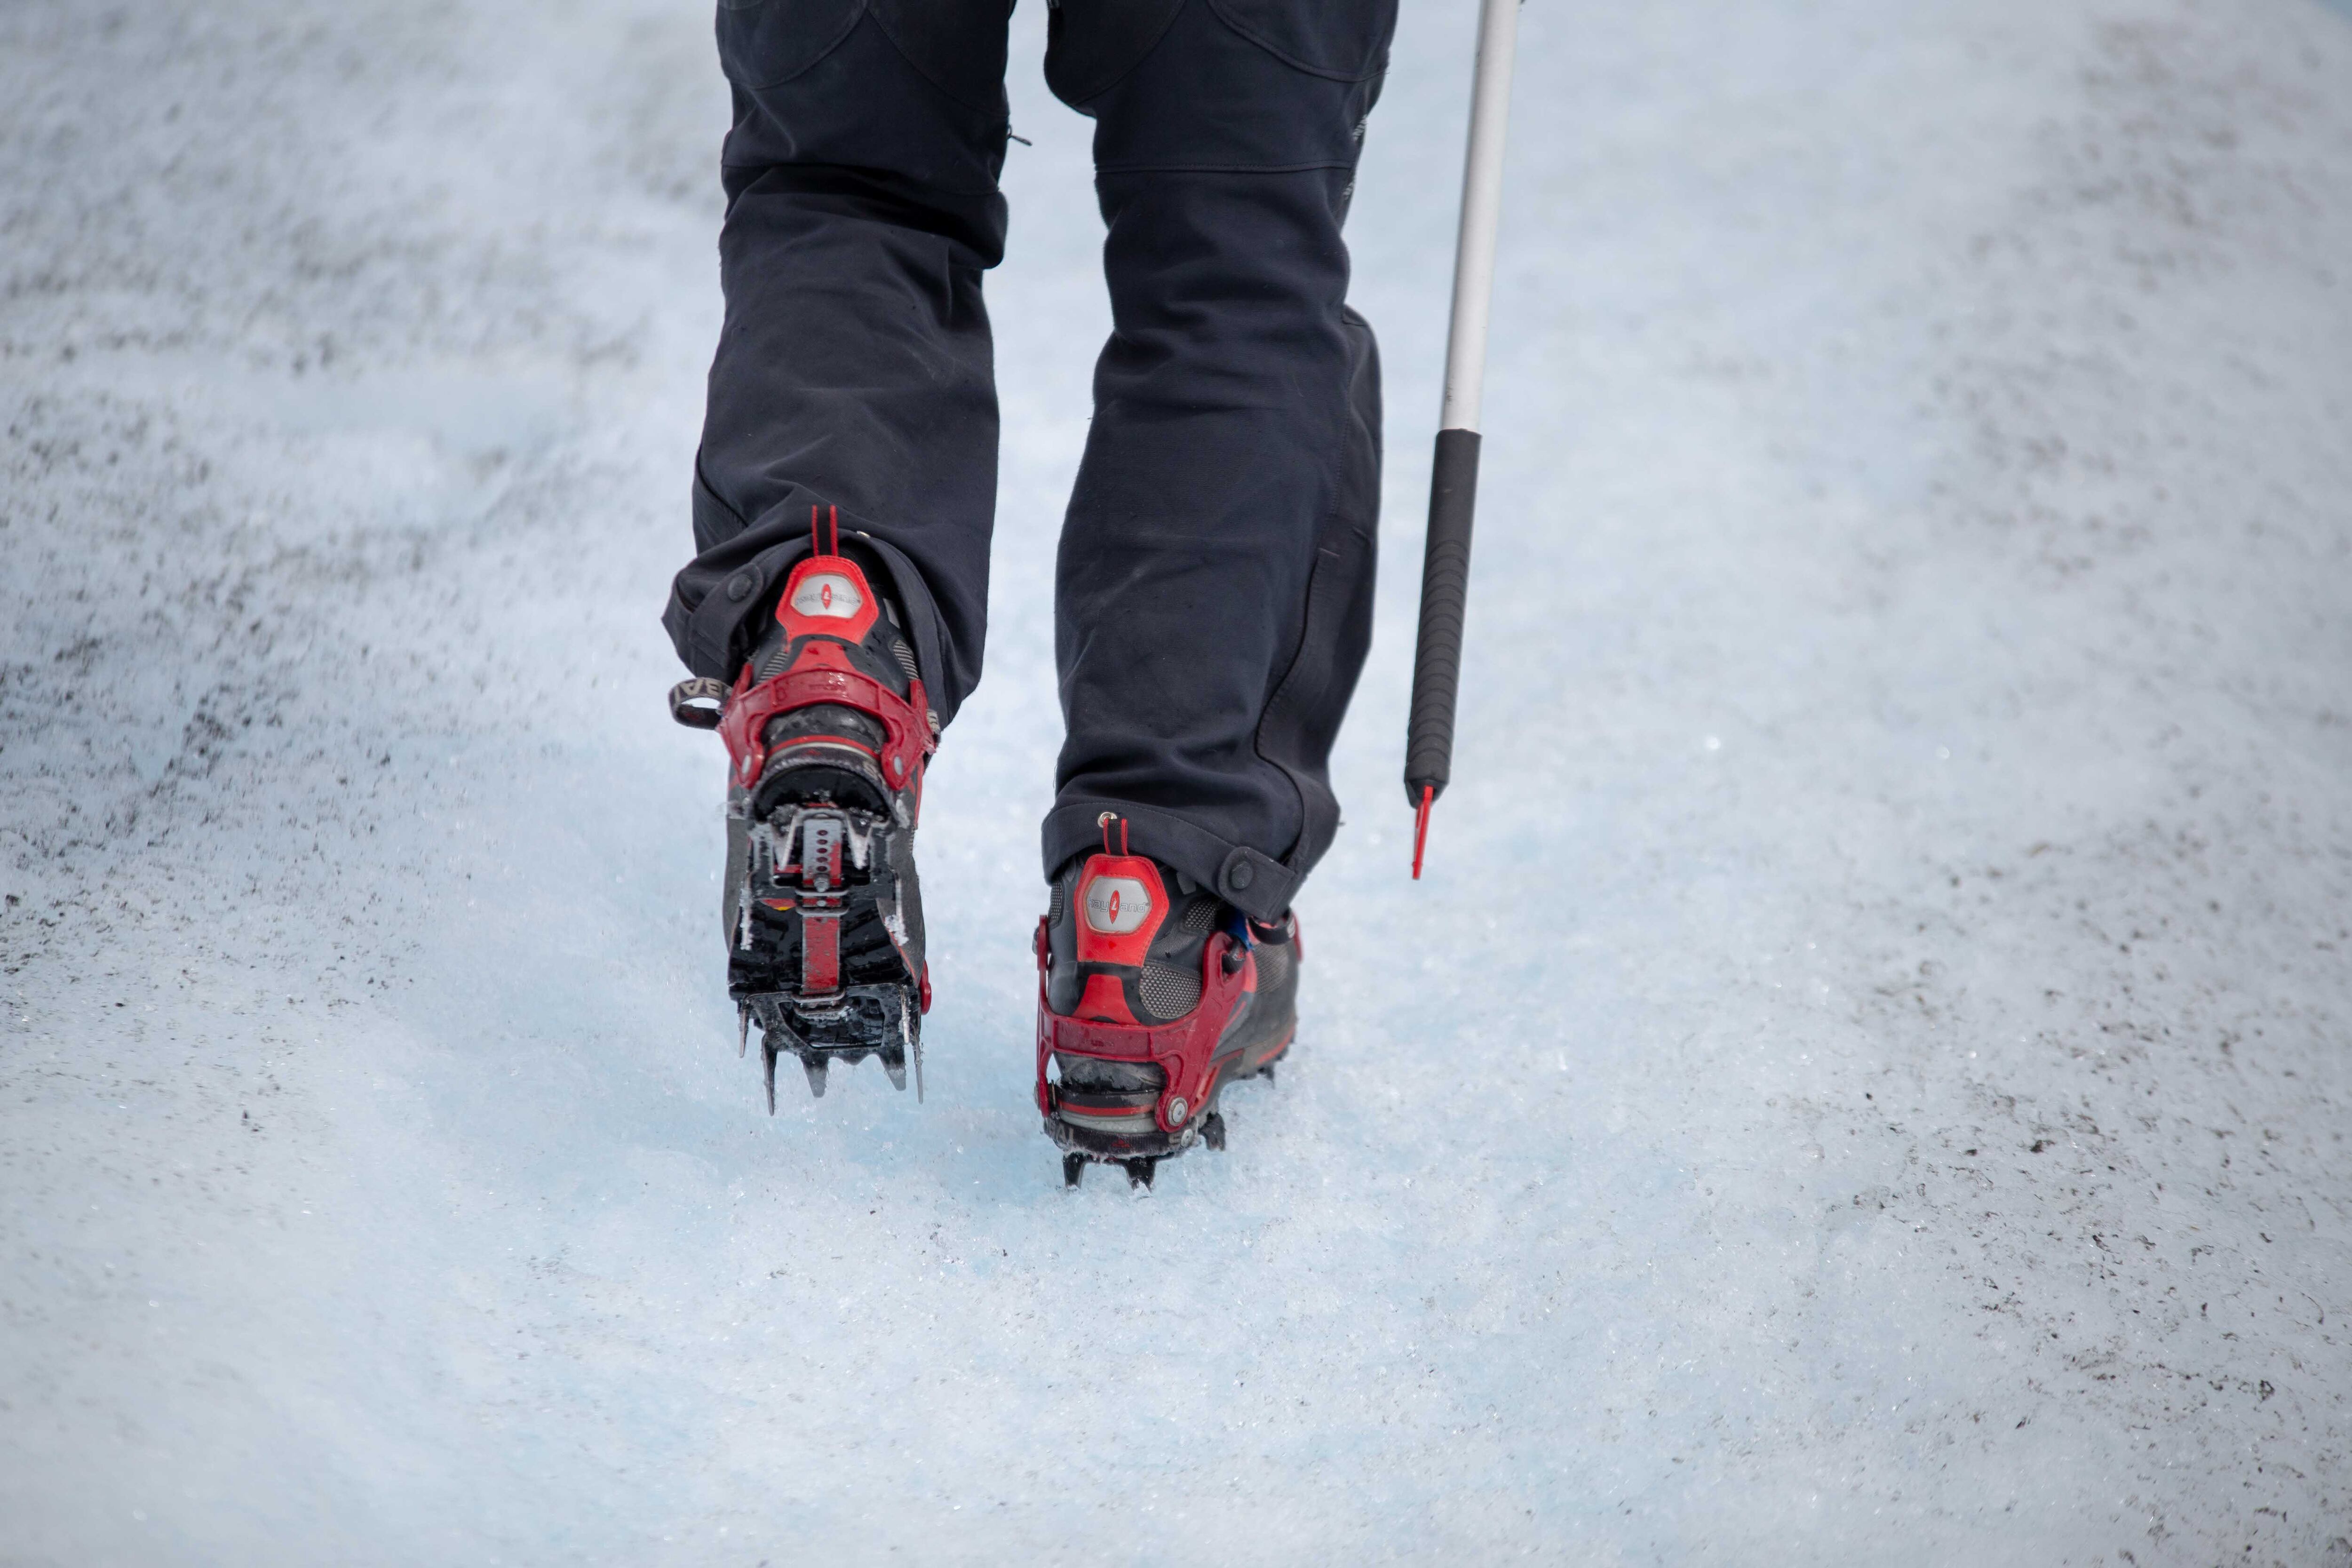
[1438,0,1520,434]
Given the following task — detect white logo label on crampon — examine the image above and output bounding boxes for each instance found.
[789,571,865,619]
[1083,875,1152,935]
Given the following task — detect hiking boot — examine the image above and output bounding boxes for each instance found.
[669,507,937,1107]
[1033,820,1298,1186]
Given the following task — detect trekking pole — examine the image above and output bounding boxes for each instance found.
[1406,0,1522,879]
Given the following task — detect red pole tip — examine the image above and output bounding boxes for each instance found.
[1411,784,1434,880]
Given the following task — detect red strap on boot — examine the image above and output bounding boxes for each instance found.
[719,649,930,792]
[1034,931,1255,1135]
[714,540,933,795]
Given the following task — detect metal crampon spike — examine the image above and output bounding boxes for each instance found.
[1063,1153,1088,1189]
[1123,1158,1157,1190]
[801,1054,828,1098]
[1259,1063,1276,1085]
[761,1036,778,1115]
[738,1004,750,1059]
[878,1045,907,1092]
[1201,1111,1227,1152]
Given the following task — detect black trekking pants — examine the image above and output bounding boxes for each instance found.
[662,0,1396,923]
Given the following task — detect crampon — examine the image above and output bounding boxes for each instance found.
[1035,818,1299,1187]
[669,506,938,1108]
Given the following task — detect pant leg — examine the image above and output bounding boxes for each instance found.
[1040,0,1396,922]
[663,0,1016,726]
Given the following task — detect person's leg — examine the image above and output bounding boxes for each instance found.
[664,0,1016,725]
[1041,0,1395,923]
[665,1,1015,1104]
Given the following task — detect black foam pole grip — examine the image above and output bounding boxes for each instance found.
[1404,427,1482,806]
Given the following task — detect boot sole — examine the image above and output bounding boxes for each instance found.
[731,797,923,1107]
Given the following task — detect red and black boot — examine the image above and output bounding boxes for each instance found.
[669,507,938,1107]
[1034,817,1300,1187]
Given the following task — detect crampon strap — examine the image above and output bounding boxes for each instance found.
[1034,923,1254,1135]
[715,641,931,793]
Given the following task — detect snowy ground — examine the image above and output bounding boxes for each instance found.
[5,0,2351,1562]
